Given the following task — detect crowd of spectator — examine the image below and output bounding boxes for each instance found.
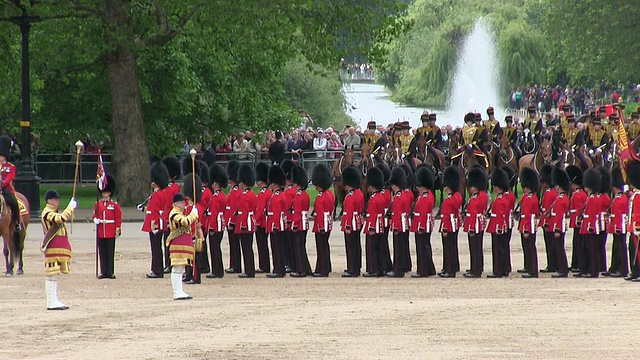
[339,59,375,81]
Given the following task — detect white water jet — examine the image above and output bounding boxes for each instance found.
[447,19,501,122]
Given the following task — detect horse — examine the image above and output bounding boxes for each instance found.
[2,192,30,276]
[518,137,553,173]
[356,143,376,197]
[521,130,539,155]
[558,142,592,170]
[417,135,446,204]
[495,135,519,196]
[332,146,355,220]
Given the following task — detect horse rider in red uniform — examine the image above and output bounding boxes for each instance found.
[0,135,21,231]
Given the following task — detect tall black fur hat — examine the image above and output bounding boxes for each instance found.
[491,168,510,192]
[539,164,553,185]
[583,168,601,193]
[467,167,487,191]
[377,164,391,186]
[611,166,625,190]
[520,167,539,193]
[565,165,583,186]
[150,161,170,190]
[342,165,361,189]
[280,159,295,178]
[399,163,414,188]
[390,167,407,190]
[551,167,571,192]
[182,157,201,178]
[161,156,181,180]
[198,161,210,186]
[366,167,384,190]
[237,164,255,187]
[183,173,202,203]
[415,166,434,190]
[0,135,12,158]
[255,162,269,184]
[627,160,640,189]
[268,165,286,188]
[597,166,611,194]
[227,160,240,183]
[312,164,332,190]
[443,166,460,193]
[209,164,228,189]
[501,166,516,189]
[100,173,116,195]
[291,165,308,189]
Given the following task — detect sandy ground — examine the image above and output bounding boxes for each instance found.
[0,222,638,360]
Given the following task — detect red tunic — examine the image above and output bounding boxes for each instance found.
[0,162,16,193]
[365,191,389,234]
[580,194,600,235]
[569,188,587,228]
[225,185,240,228]
[518,192,540,234]
[234,188,257,234]
[486,193,508,234]
[389,190,411,233]
[92,199,123,238]
[312,189,334,233]
[142,189,165,233]
[290,189,310,232]
[382,189,392,228]
[463,192,488,233]
[439,193,462,233]
[283,185,297,230]
[266,190,286,233]
[255,186,272,229]
[598,193,611,235]
[207,190,227,233]
[628,191,640,235]
[199,187,213,232]
[411,190,435,233]
[548,192,569,233]
[162,182,180,228]
[503,190,516,229]
[608,192,628,234]
[539,188,558,229]
[341,189,364,232]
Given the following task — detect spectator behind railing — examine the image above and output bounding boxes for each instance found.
[327,133,343,159]
[287,130,304,161]
[313,129,327,158]
[233,132,251,160]
[343,126,360,150]
[268,131,285,165]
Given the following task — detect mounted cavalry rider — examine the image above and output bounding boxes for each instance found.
[0,135,21,231]
[626,111,640,145]
[586,116,609,162]
[523,104,543,144]
[363,121,379,149]
[484,106,502,144]
[416,111,430,139]
[451,112,488,168]
[502,115,521,160]
[561,114,589,169]
[422,113,443,171]
[559,104,572,130]
[605,113,619,143]
[474,112,489,159]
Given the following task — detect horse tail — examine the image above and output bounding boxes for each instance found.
[12,229,21,255]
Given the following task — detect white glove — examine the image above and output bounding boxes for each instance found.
[190,206,198,216]
[152,229,159,235]
[93,218,101,225]
[136,204,144,212]
[68,199,77,209]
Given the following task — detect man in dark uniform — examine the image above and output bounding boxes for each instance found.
[416,111,430,139]
[626,112,640,145]
[425,113,443,171]
[523,104,543,144]
[363,121,379,149]
[474,112,489,159]
[561,114,588,169]
[269,131,286,165]
[502,115,521,160]
[484,107,502,144]
[586,117,609,162]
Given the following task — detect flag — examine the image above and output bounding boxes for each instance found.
[616,105,640,181]
[96,150,107,191]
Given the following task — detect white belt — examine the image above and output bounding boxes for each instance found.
[146,211,152,214]
[583,215,590,218]
[98,219,116,224]
[413,213,421,216]
[225,206,231,210]
[267,212,274,216]
[237,212,243,215]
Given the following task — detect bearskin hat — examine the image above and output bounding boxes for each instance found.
[551,167,571,192]
[209,164,228,189]
[100,173,116,195]
[312,164,332,190]
[268,165,286,187]
[566,165,583,186]
[399,163,414,188]
[150,161,170,190]
[443,166,461,193]
[183,173,202,203]
[597,166,611,194]
[161,156,181,180]
[237,164,255,187]
[611,166,625,190]
[501,166,516,189]
[464,112,475,124]
[227,160,240,183]
[291,165,308,189]
[390,167,407,190]
[198,161,210,186]
[467,167,487,191]
[280,159,295,178]
[377,164,391,186]
[0,135,12,158]
[627,160,640,189]
[415,166,434,190]
[519,167,539,193]
[366,167,384,190]
[583,168,601,193]
[182,157,201,178]
[539,164,553,185]
[342,165,361,189]
[255,162,269,184]
[491,168,510,192]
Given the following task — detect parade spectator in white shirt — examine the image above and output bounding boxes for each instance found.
[313,129,328,157]
[232,132,251,159]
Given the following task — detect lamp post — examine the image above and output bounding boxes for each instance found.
[10,11,41,217]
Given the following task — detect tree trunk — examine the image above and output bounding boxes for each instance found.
[103,0,149,205]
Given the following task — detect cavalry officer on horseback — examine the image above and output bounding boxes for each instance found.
[502,115,521,160]
[474,113,490,159]
[0,135,21,231]
[400,121,413,156]
[605,113,619,141]
[523,104,543,150]
[450,113,489,168]
[423,113,443,171]
[484,106,502,144]
[586,117,609,163]
[416,111,430,138]
[627,112,640,145]
[559,104,572,130]
[562,114,589,169]
[363,121,379,149]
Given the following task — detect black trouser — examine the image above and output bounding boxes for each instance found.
[98,237,116,276]
[609,233,629,276]
[491,233,510,276]
[239,233,255,276]
[1,188,19,226]
[381,227,393,272]
[468,232,484,276]
[442,231,459,274]
[270,232,286,275]
[570,229,581,270]
[506,229,513,273]
[196,231,210,273]
[415,232,436,276]
[522,233,538,275]
[543,230,557,272]
[255,227,270,273]
[227,227,242,272]
[598,232,607,273]
[292,230,311,275]
[580,233,599,277]
[553,232,568,275]
[149,232,164,275]
[283,230,294,270]
[208,231,224,277]
[314,231,332,275]
[163,230,170,269]
[629,235,640,278]
[392,231,409,274]
[344,231,362,275]
[366,233,385,275]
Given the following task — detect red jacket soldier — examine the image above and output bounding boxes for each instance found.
[579,169,602,278]
[341,166,365,277]
[161,156,181,273]
[92,174,122,280]
[195,162,212,277]
[254,163,272,274]
[548,167,571,277]
[487,168,510,278]
[439,166,462,277]
[501,166,517,274]
[235,164,257,278]
[281,159,297,272]
[596,167,611,274]
[387,167,411,277]
[625,160,640,281]
[566,165,586,272]
[538,165,558,274]
[518,168,540,277]
[266,165,287,278]
[411,166,436,278]
[0,136,21,231]
[463,167,488,278]
[205,164,228,279]
[225,161,242,274]
[142,162,170,278]
[605,167,628,277]
[288,166,311,277]
[363,167,388,277]
[311,164,334,277]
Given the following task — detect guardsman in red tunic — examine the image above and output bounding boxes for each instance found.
[378,165,394,273]
[225,161,242,274]
[266,166,287,278]
[400,163,416,272]
[281,159,297,273]
[197,162,212,275]
[438,166,462,277]
[161,156,181,273]
[235,164,257,278]
[41,190,76,310]
[578,169,602,278]
[538,165,558,273]
[167,192,198,300]
[92,174,122,279]
[486,168,510,278]
[625,160,640,281]
[289,166,311,277]
[500,166,517,273]
[341,166,365,277]
[363,167,388,277]
[311,164,335,277]
[596,167,611,275]
[387,167,411,277]
[604,167,628,277]
[411,166,436,278]
[254,163,272,274]
[463,167,488,278]
[518,168,540,278]
[548,167,571,277]
[205,164,228,279]
[0,136,21,231]
[566,166,586,273]
[142,162,169,278]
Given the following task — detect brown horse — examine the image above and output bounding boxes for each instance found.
[417,135,446,203]
[558,142,592,170]
[332,146,355,220]
[2,192,30,276]
[496,135,519,195]
[356,143,375,197]
[518,138,553,173]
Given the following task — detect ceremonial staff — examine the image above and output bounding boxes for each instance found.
[70,140,83,234]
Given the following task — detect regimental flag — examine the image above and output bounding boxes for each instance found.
[616,105,640,182]
[96,150,107,191]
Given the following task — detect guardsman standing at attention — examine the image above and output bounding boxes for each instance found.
[387,167,411,278]
[280,159,296,272]
[463,167,488,278]
[341,166,365,277]
[311,164,335,277]
[266,166,287,278]
[225,161,242,274]
[289,165,311,277]
[166,192,198,300]
[577,169,601,278]
[92,174,122,279]
[0,135,21,231]
[549,167,571,278]
[518,168,540,278]
[438,166,462,278]
[235,164,257,278]
[363,167,387,277]
[486,168,510,278]
[41,190,77,310]
[625,160,640,281]
[197,161,212,275]
[501,166,517,273]
[566,165,586,273]
[596,167,611,275]
[205,164,228,279]
[143,162,169,279]
[161,156,181,274]
[604,167,628,278]
[538,165,557,274]
[254,163,272,274]
[411,166,436,278]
